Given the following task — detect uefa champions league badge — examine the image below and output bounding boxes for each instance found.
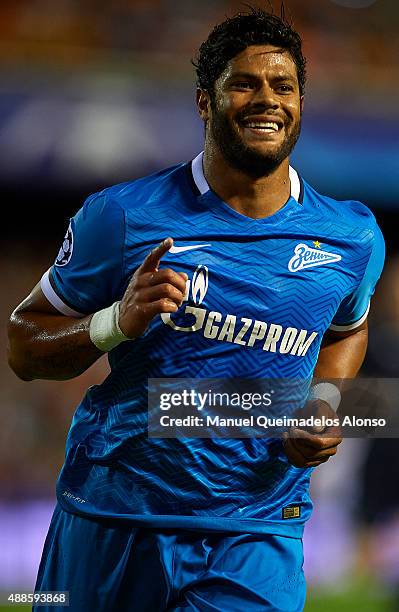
[55,222,74,267]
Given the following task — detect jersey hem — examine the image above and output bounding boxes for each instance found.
[57,495,305,538]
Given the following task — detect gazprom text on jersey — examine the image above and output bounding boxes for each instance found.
[162,306,318,356]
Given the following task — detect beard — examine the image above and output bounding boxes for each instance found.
[209,101,301,179]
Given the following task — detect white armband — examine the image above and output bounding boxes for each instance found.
[89,301,131,352]
[308,382,341,413]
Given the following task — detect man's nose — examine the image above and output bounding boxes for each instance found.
[252,83,279,108]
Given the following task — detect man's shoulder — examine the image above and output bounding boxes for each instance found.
[94,161,189,212]
[301,176,379,234]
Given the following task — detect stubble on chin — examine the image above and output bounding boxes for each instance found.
[209,107,301,178]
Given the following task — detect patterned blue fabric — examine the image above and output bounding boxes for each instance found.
[44,155,385,537]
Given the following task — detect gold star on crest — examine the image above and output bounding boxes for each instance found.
[313,240,321,248]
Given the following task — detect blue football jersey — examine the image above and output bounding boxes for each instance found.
[41,152,385,537]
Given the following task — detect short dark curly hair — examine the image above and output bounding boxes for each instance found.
[193,7,306,97]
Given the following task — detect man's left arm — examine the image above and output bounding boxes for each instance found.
[314,320,368,379]
[283,321,368,468]
[284,213,384,468]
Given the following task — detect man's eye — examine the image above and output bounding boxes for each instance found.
[277,84,294,93]
[233,82,252,89]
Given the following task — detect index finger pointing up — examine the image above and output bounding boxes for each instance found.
[139,238,173,273]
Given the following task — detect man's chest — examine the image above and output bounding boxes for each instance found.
[126,232,360,339]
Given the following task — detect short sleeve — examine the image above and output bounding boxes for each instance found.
[330,222,385,331]
[41,191,126,317]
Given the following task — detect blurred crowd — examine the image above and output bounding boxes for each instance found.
[0,0,397,105]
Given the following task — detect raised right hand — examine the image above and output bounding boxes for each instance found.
[118,238,187,339]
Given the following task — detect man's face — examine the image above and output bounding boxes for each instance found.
[198,45,303,177]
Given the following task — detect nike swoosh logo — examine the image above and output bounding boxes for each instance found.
[169,244,211,254]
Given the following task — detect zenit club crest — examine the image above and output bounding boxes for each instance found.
[288,243,341,272]
[55,222,74,267]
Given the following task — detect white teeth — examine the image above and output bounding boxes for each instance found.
[245,121,279,132]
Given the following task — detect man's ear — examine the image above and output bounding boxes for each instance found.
[300,95,305,114]
[196,89,211,122]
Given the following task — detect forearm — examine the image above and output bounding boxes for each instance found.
[283,327,365,467]
[7,311,102,381]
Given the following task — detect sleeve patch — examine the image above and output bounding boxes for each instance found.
[55,222,74,267]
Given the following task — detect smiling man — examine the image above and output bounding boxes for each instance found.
[200,48,302,185]
[8,7,384,612]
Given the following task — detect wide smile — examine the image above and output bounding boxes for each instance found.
[239,118,284,138]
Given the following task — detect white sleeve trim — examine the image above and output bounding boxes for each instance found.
[329,301,370,332]
[40,269,85,318]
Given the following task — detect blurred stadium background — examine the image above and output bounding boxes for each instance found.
[1,0,398,610]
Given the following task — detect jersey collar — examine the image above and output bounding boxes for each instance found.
[191,151,303,203]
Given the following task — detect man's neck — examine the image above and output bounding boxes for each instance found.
[202,147,291,220]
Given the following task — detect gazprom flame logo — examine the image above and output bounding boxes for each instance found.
[191,265,208,304]
[160,264,209,331]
